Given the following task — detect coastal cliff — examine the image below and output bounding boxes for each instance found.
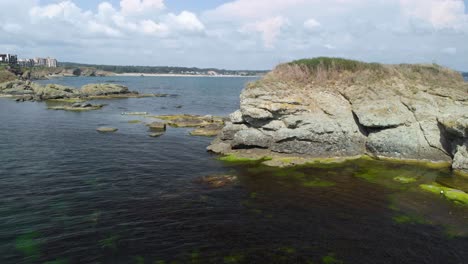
[209,58,468,174]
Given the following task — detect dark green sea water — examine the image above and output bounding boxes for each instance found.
[0,76,466,264]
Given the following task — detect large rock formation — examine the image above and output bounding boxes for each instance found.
[209,58,468,174]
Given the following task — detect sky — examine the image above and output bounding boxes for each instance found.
[1,0,468,70]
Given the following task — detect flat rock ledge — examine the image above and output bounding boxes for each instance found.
[208,58,468,175]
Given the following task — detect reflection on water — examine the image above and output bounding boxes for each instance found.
[0,76,467,264]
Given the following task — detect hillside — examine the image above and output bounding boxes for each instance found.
[209,57,468,175]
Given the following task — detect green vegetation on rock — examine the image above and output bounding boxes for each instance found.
[290,57,383,73]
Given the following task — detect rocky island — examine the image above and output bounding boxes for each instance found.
[209,58,468,176]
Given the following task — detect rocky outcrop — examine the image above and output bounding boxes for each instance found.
[209,58,468,174]
[0,80,141,101]
[81,83,132,96]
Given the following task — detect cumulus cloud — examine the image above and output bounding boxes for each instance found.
[166,11,205,33]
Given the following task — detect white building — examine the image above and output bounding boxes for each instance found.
[46,57,57,68]
[33,57,58,68]
[18,59,35,67]
[0,54,18,64]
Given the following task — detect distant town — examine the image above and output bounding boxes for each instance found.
[0,53,266,76]
[0,53,58,68]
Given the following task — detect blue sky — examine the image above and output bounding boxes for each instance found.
[2,0,468,70]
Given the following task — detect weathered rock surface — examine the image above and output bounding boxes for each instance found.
[209,58,468,174]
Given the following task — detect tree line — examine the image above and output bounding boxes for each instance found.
[59,62,268,76]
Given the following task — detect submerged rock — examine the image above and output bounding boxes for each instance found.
[194,175,238,188]
[190,123,224,137]
[96,127,118,133]
[147,122,167,131]
[152,114,224,128]
[149,132,164,137]
[208,57,468,175]
[48,102,104,111]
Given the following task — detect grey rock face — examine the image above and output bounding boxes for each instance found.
[229,110,244,124]
[366,124,450,161]
[353,100,414,128]
[452,145,468,174]
[220,123,248,140]
[232,128,272,148]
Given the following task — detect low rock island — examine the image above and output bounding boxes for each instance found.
[209,58,468,175]
[0,81,153,102]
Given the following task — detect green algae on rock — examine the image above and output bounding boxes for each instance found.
[420,183,468,205]
[302,179,336,188]
[218,154,271,164]
[393,176,418,184]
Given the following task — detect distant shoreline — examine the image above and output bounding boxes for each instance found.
[115,73,261,78]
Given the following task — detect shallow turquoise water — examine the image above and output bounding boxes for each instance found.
[0,76,466,264]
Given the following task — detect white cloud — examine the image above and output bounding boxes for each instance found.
[399,0,468,30]
[242,16,288,48]
[2,23,22,33]
[120,0,165,15]
[304,18,321,32]
[29,1,90,22]
[140,19,169,36]
[166,11,205,33]
[442,47,457,54]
